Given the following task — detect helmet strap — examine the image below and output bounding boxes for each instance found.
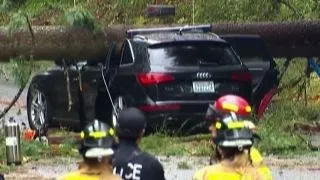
[237,145,244,151]
[97,156,103,162]
[230,112,238,121]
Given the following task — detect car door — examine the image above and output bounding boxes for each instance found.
[220,35,280,109]
[77,61,102,127]
[94,42,122,123]
[50,59,79,124]
[109,40,135,96]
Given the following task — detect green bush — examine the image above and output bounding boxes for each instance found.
[256,101,319,155]
[64,6,98,31]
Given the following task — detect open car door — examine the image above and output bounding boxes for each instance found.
[220,35,280,118]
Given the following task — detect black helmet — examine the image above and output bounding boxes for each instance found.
[115,107,146,139]
[79,119,115,158]
[213,112,260,149]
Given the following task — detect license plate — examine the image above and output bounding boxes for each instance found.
[192,81,215,93]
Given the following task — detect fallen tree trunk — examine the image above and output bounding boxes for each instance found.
[212,21,320,58]
[1,21,320,62]
[0,25,130,62]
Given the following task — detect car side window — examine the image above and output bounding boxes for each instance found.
[121,41,134,65]
[222,38,270,63]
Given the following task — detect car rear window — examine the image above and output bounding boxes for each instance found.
[148,42,240,67]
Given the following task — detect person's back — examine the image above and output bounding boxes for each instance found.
[59,120,121,180]
[203,94,272,178]
[197,163,263,180]
[193,113,272,180]
[112,107,165,180]
[193,157,268,180]
[61,161,121,180]
[113,139,165,180]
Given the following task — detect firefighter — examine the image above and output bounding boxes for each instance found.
[205,95,266,166]
[59,119,121,180]
[193,94,272,179]
[112,107,166,180]
[193,112,272,180]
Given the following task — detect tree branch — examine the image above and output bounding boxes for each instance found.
[63,59,73,112]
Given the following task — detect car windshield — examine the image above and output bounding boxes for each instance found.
[148,42,240,67]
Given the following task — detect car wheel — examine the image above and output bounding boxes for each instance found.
[111,96,126,128]
[27,82,52,136]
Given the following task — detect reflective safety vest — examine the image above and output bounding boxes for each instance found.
[193,164,270,180]
[59,171,102,180]
[58,163,121,180]
[250,147,264,166]
[249,147,272,180]
[59,171,122,180]
[192,147,272,180]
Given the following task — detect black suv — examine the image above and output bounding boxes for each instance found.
[26,25,253,133]
[96,25,253,131]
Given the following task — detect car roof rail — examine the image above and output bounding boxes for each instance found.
[133,35,148,41]
[209,32,220,39]
[127,24,212,39]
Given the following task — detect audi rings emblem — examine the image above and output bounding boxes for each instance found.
[196,72,212,79]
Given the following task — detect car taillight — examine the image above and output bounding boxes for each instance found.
[137,72,174,86]
[140,104,181,111]
[231,72,252,81]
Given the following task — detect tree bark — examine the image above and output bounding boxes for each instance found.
[212,21,320,58]
[0,25,130,62]
[1,21,320,62]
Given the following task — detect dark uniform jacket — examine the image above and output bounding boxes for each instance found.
[113,139,166,180]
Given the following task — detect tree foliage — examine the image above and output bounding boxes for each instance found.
[8,10,27,31]
[2,0,320,27]
[64,6,98,31]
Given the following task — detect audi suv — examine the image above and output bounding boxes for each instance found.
[96,25,253,132]
[26,25,253,134]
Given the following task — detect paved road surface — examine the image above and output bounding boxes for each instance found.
[4,156,320,180]
[0,79,28,130]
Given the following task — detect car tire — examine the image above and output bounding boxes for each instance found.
[27,81,52,136]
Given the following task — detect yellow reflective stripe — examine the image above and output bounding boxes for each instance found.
[227,121,245,129]
[216,122,222,129]
[80,129,114,139]
[250,147,264,165]
[245,105,252,112]
[89,131,107,138]
[222,102,239,112]
[80,131,84,139]
[109,128,115,136]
